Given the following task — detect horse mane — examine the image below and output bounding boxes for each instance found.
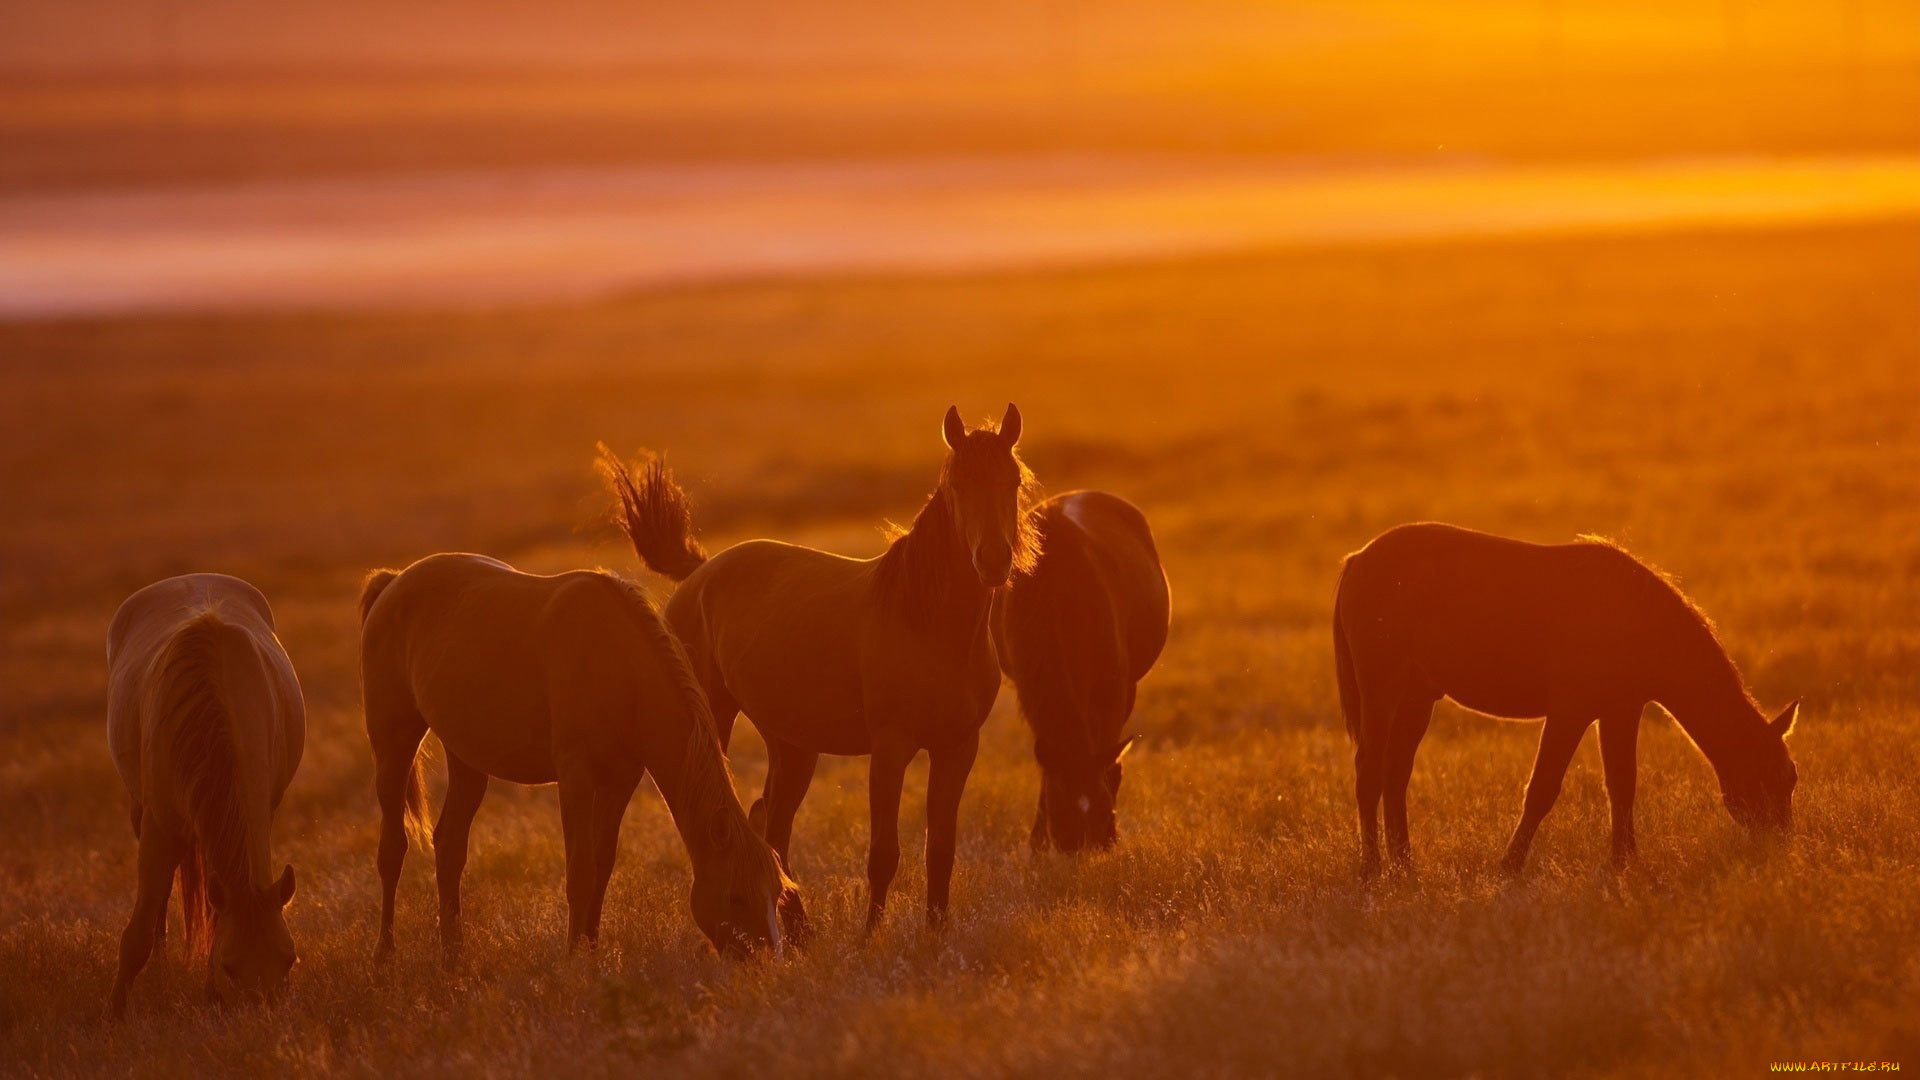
[145,609,255,955]
[876,422,1042,627]
[1576,533,1762,715]
[594,573,789,890]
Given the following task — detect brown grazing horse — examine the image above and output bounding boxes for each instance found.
[992,491,1170,852]
[1334,523,1800,876]
[603,404,1037,930]
[106,574,304,1016]
[358,553,801,964]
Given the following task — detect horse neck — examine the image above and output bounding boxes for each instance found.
[1652,628,1768,779]
[883,487,992,633]
[642,690,738,864]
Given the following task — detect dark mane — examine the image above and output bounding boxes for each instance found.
[1003,512,1105,768]
[875,423,1041,627]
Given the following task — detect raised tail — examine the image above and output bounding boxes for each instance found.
[598,442,709,582]
[1333,560,1362,745]
[358,569,399,626]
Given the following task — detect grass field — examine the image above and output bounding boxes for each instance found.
[3,221,1919,1076]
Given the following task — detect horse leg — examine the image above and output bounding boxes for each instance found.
[1501,713,1595,874]
[1029,782,1050,853]
[1599,709,1642,868]
[557,774,597,950]
[433,754,489,969]
[762,739,818,872]
[1383,696,1435,868]
[585,775,641,942]
[924,730,981,931]
[108,813,182,1018]
[864,736,916,934]
[150,858,174,967]
[1354,679,1399,879]
[706,682,740,753]
[371,715,428,964]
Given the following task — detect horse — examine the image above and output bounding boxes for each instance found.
[1334,522,1801,877]
[357,553,802,965]
[105,574,305,1017]
[991,491,1170,852]
[601,403,1038,930]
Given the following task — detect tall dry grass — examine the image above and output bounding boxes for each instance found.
[2,222,1918,1076]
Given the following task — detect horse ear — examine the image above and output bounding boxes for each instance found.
[1771,699,1800,738]
[1112,734,1140,765]
[1000,403,1022,446]
[942,405,965,449]
[276,865,296,907]
[747,798,768,838]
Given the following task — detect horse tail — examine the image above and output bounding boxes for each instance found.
[357,569,399,626]
[145,610,245,957]
[357,568,431,849]
[598,442,709,582]
[177,843,211,956]
[1333,560,1362,746]
[401,741,433,853]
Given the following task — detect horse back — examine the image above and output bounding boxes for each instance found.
[999,492,1167,732]
[1336,523,1674,717]
[107,574,303,811]
[1049,491,1169,681]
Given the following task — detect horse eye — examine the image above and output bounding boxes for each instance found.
[222,961,240,979]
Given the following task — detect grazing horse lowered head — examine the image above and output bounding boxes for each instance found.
[602,403,1038,930]
[993,491,1170,852]
[358,553,801,965]
[106,574,305,1017]
[1334,522,1800,877]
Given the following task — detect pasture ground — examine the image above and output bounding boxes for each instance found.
[3,221,1918,1077]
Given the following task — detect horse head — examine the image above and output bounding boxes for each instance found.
[1721,699,1800,832]
[1037,735,1138,853]
[206,865,297,1005]
[941,403,1035,589]
[689,813,807,960]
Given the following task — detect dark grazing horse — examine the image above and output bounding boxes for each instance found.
[1334,522,1800,876]
[603,404,1039,930]
[992,491,1169,852]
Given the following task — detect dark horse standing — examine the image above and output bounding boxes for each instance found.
[992,491,1169,852]
[1335,523,1799,876]
[603,405,1037,929]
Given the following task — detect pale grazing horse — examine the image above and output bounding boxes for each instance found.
[1335,522,1800,877]
[106,574,304,1016]
[602,404,1038,930]
[992,491,1169,852]
[358,553,801,965]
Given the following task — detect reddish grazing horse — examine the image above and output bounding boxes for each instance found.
[1335,523,1799,876]
[992,491,1169,852]
[358,554,799,963]
[603,404,1037,930]
[106,574,303,1016]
